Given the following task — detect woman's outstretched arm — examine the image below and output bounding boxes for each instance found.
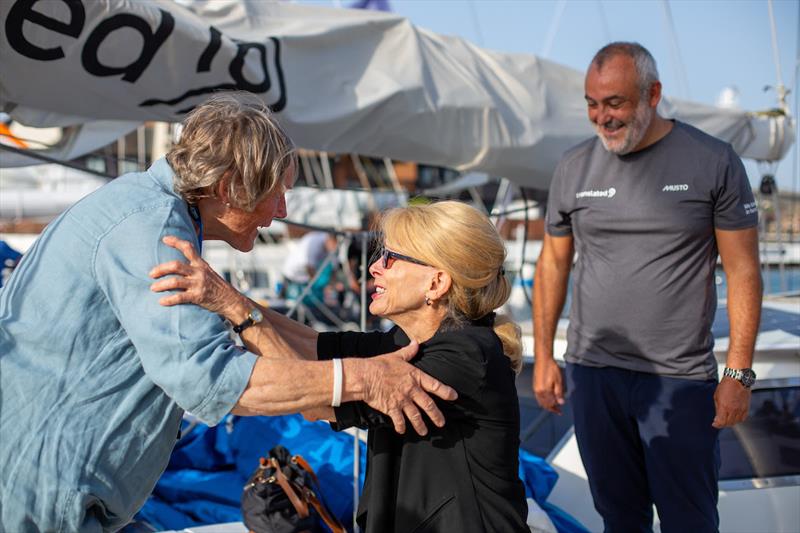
[149,236,318,359]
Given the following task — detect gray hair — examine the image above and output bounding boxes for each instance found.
[591,42,659,96]
[167,92,296,211]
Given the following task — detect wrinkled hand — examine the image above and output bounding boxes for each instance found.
[712,377,751,428]
[149,236,242,315]
[533,356,565,415]
[356,341,457,435]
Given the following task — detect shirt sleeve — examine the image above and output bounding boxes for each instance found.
[317,330,400,360]
[545,159,573,236]
[329,332,487,431]
[713,145,759,230]
[320,329,406,430]
[412,337,487,397]
[93,203,257,426]
[331,402,392,431]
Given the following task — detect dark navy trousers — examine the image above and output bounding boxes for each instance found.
[566,363,720,533]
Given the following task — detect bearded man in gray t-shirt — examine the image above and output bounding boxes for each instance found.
[532,42,761,533]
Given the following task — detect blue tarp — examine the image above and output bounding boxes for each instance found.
[132,415,588,533]
[0,240,22,288]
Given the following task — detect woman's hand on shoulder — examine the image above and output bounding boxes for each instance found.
[149,235,246,318]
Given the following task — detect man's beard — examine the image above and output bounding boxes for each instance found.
[595,98,653,155]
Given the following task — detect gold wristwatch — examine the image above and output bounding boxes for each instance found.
[233,308,264,334]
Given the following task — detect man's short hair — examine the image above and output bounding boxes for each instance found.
[168,92,296,211]
[591,42,659,95]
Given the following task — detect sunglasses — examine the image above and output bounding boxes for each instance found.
[380,247,431,269]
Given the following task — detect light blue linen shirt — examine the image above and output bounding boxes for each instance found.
[0,159,258,532]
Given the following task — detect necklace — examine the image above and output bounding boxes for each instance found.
[187,204,204,255]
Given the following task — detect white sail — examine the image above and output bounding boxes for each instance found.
[0,0,794,187]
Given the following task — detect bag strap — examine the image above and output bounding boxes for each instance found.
[269,457,310,519]
[292,455,320,485]
[305,489,346,533]
[292,455,346,533]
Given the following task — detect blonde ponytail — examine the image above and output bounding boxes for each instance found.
[494,313,523,374]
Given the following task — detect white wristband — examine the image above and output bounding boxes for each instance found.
[331,358,343,407]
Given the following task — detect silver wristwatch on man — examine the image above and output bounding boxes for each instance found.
[723,367,757,388]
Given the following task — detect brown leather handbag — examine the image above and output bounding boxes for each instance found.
[241,445,345,533]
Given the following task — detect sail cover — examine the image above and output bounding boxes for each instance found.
[1,0,794,188]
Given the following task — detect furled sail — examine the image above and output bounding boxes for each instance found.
[1,0,794,188]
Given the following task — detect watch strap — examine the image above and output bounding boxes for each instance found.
[723,367,742,380]
[723,367,756,388]
[233,316,254,334]
[233,309,261,334]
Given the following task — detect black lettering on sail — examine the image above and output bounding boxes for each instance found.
[81,9,174,83]
[265,36,286,113]
[197,26,222,73]
[140,37,286,114]
[229,41,270,93]
[5,0,85,61]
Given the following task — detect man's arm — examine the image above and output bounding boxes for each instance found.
[208,293,452,435]
[149,236,457,434]
[532,233,574,414]
[712,226,762,428]
[232,341,456,435]
[226,296,319,360]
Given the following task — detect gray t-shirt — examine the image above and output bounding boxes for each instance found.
[546,121,758,380]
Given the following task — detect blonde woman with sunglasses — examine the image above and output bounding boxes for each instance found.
[151,200,528,533]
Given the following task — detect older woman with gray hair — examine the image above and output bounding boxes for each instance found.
[152,200,529,532]
[0,93,454,533]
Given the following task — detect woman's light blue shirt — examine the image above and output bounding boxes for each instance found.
[0,159,257,531]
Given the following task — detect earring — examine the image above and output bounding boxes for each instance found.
[425,297,431,306]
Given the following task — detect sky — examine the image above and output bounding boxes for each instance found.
[317,0,800,192]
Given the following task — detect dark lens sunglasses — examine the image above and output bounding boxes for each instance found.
[380,248,431,269]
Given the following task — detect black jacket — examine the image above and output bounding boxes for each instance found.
[317,318,528,533]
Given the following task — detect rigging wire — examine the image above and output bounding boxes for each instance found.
[0,132,51,150]
[764,0,789,114]
[767,0,788,110]
[0,143,114,180]
[762,0,795,293]
[541,0,566,58]
[792,0,800,241]
[659,0,691,100]
[518,186,533,308]
[595,0,612,44]
[757,161,786,292]
[466,0,485,47]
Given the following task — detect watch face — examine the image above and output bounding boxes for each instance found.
[251,308,264,323]
[741,369,756,387]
